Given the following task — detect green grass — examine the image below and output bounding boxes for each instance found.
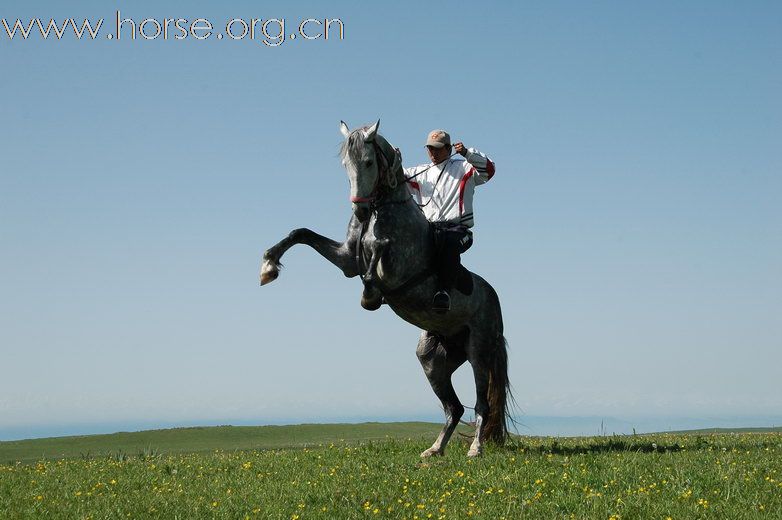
[1,426,781,519]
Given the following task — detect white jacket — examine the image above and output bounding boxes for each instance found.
[403,148,495,228]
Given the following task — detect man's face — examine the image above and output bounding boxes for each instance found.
[426,145,451,164]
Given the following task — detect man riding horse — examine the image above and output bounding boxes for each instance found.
[404,130,496,313]
[261,121,511,457]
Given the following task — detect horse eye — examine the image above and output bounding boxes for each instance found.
[364,160,374,167]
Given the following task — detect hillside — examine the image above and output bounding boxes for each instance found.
[0,422,457,463]
[2,421,780,464]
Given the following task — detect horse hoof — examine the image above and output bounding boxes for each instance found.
[420,448,443,458]
[467,447,482,458]
[260,260,280,286]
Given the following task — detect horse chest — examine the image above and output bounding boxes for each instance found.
[362,212,431,284]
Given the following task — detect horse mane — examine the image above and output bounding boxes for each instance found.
[338,127,367,164]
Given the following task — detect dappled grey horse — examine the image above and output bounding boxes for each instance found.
[260,120,511,457]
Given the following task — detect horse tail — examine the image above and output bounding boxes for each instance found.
[483,335,514,444]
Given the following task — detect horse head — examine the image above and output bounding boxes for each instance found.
[339,119,395,223]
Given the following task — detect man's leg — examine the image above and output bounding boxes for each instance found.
[432,226,472,313]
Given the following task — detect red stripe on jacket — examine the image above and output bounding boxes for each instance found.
[459,168,475,215]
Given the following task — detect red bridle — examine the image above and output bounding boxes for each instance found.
[350,195,376,203]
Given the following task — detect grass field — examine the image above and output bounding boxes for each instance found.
[1,424,780,519]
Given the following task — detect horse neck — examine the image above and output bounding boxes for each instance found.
[373,134,429,227]
[374,134,406,188]
[369,135,434,276]
[374,173,433,254]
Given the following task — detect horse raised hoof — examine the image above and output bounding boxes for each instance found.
[420,447,444,458]
[260,259,280,286]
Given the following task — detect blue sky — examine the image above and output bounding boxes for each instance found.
[1,1,780,440]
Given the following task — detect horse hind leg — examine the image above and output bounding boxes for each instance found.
[466,333,510,457]
[416,331,466,458]
[467,359,490,457]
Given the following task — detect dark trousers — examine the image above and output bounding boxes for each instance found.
[433,223,473,292]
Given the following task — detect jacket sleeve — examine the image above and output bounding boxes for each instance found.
[464,148,496,186]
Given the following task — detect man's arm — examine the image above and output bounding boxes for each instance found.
[454,142,496,186]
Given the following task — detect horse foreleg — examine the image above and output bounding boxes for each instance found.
[416,332,466,458]
[260,228,358,285]
[361,237,389,311]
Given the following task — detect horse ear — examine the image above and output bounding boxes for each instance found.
[363,119,380,142]
[339,120,350,138]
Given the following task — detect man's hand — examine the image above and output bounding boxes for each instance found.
[453,142,468,157]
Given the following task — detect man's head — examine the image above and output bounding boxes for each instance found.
[425,129,452,164]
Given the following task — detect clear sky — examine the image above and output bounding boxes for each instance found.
[1,0,780,440]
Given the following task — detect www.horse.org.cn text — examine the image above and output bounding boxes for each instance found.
[1,11,345,47]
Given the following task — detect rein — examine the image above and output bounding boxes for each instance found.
[403,152,458,182]
[404,153,459,209]
[349,141,458,209]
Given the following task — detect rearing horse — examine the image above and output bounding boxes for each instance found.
[260,120,511,457]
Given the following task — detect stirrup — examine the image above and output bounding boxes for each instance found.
[432,290,451,313]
